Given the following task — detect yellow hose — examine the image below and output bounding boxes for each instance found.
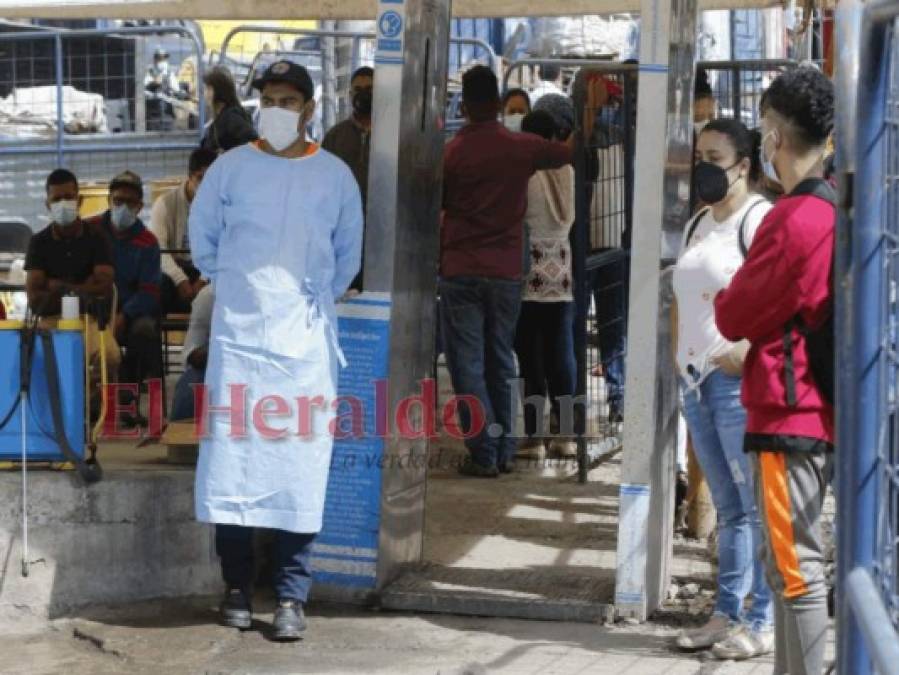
[91,328,108,445]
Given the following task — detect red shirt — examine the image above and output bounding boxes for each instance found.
[714,179,835,447]
[441,120,572,279]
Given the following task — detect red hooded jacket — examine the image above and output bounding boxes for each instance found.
[714,178,835,451]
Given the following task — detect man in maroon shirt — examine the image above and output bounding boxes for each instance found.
[440,65,572,477]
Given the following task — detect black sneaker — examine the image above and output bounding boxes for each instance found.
[458,460,499,478]
[272,599,307,641]
[220,588,252,629]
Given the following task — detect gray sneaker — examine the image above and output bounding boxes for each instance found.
[712,625,775,660]
[220,588,252,630]
[675,614,733,650]
[272,599,307,641]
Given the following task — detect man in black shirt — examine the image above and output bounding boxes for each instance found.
[25,169,114,315]
[322,66,373,291]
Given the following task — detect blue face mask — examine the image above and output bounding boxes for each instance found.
[111,203,137,231]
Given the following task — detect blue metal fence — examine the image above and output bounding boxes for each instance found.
[838,0,899,672]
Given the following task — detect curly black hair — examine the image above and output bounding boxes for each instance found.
[760,66,834,149]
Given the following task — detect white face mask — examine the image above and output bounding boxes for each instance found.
[258,106,303,151]
[761,129,780,182]
[694,119,710,136]
[50,200,79,227]
[503,113,525,133]
[110,203,137,231]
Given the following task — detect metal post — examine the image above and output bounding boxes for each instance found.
[54,33,64,167]
[615,0,699,620]
[367,0,451,589]
[834,3,865,673]
[321,20,338,132]
[842,1,892,671]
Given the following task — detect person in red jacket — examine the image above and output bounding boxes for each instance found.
[714,66,834,675]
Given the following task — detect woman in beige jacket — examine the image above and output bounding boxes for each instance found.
[514,110,577,459]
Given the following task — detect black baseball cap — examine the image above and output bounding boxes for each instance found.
[252,60,315,102]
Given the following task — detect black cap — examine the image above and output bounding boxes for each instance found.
[252,60,315,102]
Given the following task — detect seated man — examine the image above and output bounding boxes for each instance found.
[170,283,213,421]
[87,170,162,392]
[150,148,217,314]
[25,169,115,316]
[25,169,119,407]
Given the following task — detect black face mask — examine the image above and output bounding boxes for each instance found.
[693,160,740,205]
[352,89,373,117]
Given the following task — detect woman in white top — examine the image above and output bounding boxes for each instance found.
[513,110,577,459]
[673,119,774,658]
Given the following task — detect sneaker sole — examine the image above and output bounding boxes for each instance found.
[272,628,305,642]
[712,648,761,661]
[222,613,252,630]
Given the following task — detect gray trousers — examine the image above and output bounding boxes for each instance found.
[751,450,832,675]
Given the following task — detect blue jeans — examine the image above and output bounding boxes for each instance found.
[439,276,522,469]
[682,370,773,632]
[215,524,316,602]
[592,257,628,415]
[171,364,205,421]
[514,301,576,437]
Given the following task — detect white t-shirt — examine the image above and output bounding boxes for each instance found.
[672,196,772,382]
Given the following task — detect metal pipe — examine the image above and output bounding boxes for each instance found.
[0,142,199,155]
[54,33,64,167]
[846,567,899,675]
[833,2,865,673]
[844,1,895,670]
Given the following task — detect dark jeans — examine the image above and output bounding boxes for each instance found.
[439,276,522,469]
[591,256,629,415]
[215,524,317,603]
[171,364,205,421]
[118,315,162,385]
[514,301,577,438]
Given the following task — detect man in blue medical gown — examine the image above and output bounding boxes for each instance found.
[190,60,363,641]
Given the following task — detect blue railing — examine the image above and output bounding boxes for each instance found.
[838,0,899,672]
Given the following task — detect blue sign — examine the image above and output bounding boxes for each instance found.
[311,294,391,589]
[379,10,404,39]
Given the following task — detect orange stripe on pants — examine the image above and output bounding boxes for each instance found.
[758,452,808,598]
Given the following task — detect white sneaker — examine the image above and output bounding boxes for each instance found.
[712,625,775,660]
[548,439,578,458]
[675,614,733,650]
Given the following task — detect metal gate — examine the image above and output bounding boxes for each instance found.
[0,25,205,229]
[838,1,899,673]
[697,59,795,128]
[216,25,498,138]
[493,60,642,482]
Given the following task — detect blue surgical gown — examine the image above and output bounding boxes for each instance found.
[189,144,363,533]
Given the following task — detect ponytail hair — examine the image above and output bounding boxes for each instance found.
[700,118,762,186]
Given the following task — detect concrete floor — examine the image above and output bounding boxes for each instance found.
[3,367,837,674]
[9,595,834,675]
